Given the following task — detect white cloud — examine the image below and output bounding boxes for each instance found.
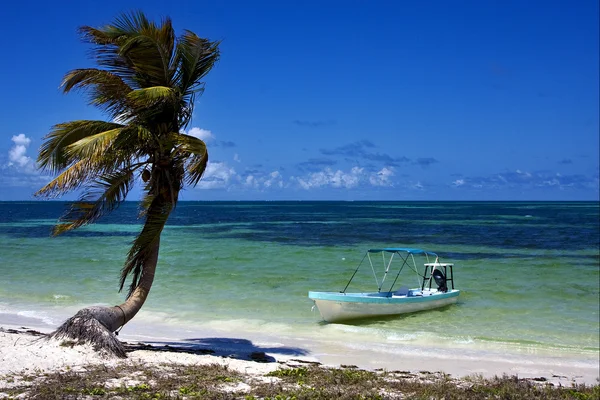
[233,153,241,163]
[451,169,599,192]
[369,167,394,187]
[515,169,531,178]
[264,170,284,188]
[541,178,560,187]
[244,175,258,188]
[1,134,52,193]
[8,134,36,173]
[11,133,31,147]
[242,170,285,190]
[196,161,237,189]
[184,127,215,142]
[295,167,365,190]
[412,181,424,190]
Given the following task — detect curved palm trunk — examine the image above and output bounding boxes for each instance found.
[50,200,169,357]
[111,238,159,328]
[85,238,160,331]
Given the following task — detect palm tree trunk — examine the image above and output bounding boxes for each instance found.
[90,238,161,333]
[112,238,159,327]
[50,171,179,357]
[50,214,166,357]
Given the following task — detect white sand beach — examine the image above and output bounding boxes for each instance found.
[0,328,283,378]
[1,321,598,391]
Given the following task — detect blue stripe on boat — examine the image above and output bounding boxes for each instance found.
[308,290,460,304]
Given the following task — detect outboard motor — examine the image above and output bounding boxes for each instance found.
[432,269,448,293]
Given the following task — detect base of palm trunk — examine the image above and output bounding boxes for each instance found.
[50,307,126,358]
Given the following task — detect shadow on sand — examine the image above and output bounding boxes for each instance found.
[124,337,311,364]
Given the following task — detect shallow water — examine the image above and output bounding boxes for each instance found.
[0,201,598,366]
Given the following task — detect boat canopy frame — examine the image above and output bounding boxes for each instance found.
[341,248,439,294]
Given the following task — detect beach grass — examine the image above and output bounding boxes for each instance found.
[2,361,598,399]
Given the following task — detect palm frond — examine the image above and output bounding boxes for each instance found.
[120,194,171,295]
[37,125,152,201]
[62,68,130,95]
[38,121,123,173]
[36,159,97,198]
[137,191,154,218]
[110,10,153,35]
[178,95,194,128]
[80,29,138,89]
[176,31,220,97]
[66,128,122,161]
[79,27,114,45]
[120,37,166,84]
[80,12,175,90]
[126,86,177,108]
[108,12,175,87]
[61,69,132,117]
[111,125,155,160]
[52,169,135,235]
[37,132,147,199]
[171,133,209,186]
[185,152,209,186]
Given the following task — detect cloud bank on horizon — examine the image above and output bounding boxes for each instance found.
[1,128,597,201]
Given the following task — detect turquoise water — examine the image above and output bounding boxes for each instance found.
[0,201,598,366]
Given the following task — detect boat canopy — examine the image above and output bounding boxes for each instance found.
[367,248,437,256]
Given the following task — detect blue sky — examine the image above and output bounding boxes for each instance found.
[1,0,598,201]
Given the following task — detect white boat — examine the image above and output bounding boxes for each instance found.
[308,248,460,323]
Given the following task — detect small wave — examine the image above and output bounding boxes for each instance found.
[454,336,475,344]
[17,310,55,325]
[329,324,369,334]
[53,294,71,300]
[387,333,419,341]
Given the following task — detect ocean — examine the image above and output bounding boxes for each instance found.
[0,201,598,372]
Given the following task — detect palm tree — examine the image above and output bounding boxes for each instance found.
[35,11,220,357]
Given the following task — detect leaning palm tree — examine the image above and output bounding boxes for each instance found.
[35,11,220,357]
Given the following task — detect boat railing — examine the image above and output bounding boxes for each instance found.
[341,250,454,295]
[422,263,454,291]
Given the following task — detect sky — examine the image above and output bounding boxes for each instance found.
[1,0,598,201]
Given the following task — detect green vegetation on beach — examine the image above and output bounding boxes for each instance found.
[1,362,597,399]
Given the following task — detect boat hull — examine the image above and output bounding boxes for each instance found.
[309,290,460,322]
